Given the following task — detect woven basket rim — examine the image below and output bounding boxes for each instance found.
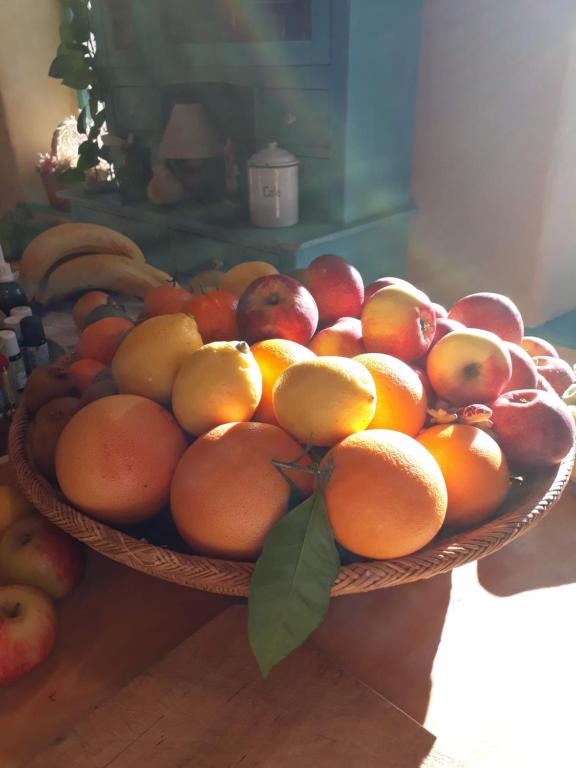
[9,404,574,597]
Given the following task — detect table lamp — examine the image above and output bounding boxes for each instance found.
[159,104,223,203]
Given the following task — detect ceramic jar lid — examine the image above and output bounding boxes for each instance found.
[247,142,299,168]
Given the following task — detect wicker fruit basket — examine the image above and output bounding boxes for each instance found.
[9,404,575,597]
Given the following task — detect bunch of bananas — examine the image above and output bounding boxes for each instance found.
[19,223,173,304]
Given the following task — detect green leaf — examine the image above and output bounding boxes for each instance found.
[59,19,75,46]
[248,490,340,678]
[48,51,92,89]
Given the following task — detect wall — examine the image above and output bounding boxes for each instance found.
[0,0,77,215]
[408,0,576,325]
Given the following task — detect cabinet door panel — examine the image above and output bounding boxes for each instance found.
[257,88,331,158]
[133,0,330,77]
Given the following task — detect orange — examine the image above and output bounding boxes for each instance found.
[170,421,314,560]
[417,424,510,529]
[56,394,187,524]
[72,291,110,330]
[220,261,278,297]
[183,289,238,342]
[354,353,427,436]
[69,358,106,394]
[77,317,134,365]
[143,285,191,317]
[321,429,447,559]
[251,339,316,425]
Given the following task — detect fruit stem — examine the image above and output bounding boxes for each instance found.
[236,341,250,354]
[19,533,33,547]
[271,460,317,475]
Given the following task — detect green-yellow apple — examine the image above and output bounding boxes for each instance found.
[0,486,35,540]
[426,329,512,406]
[0,585,57,684]
[362,284,436,362]
[0,515,85,600]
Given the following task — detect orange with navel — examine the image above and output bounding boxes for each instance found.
[170,421,314,560]
[143,285,190,317]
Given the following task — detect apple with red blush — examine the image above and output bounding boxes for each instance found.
[0,585,57,685]
[304,255,364,325]
[309,317,364,357]
[0,515,85,600]
[521,336,559,359]
[362,284,436,362]
[505,342,539,391]
[532,356,576,397]
[491,389,575,468]
[237,274,318,345]
[448,292,524,344]
[426,328,512,406]
[432,302,448,318]
[364,277,416,304]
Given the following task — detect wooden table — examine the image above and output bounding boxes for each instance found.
[1,469,575,767]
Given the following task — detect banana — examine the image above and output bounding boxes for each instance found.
[37,254,174,304]
[20,223,145,299]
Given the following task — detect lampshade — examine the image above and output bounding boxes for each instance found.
[159,104,222,160]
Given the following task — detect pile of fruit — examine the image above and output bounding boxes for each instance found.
[18,249,576,675]
[0,486,84,684]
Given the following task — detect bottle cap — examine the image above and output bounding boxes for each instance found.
[2,316,21,341]
[0,329,20,357]
[10,306,32,319]
[21,315,46,346]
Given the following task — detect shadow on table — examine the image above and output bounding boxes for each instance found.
[311,572,453,726]
[478,482,576,596]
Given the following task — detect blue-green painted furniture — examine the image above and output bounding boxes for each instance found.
[72,0,422,278]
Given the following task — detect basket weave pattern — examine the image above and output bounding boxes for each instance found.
[9,405,574,597]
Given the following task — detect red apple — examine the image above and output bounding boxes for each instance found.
[304,255,364,326]
[364,277,416,304]
[532,356,576,397]
[362,284,436,362]
[411,365,434,403]
[536,373,561,398]
[309,317,364,357]
[521,336,559,359]
[505,342,539,391]
[237,274,318,345]
[430,317,465,348]
[0,515,85,600]
[491,389,575,467]
[432,302,448,318]
[0,585,57,685]
[448,292,524,344]
[426,329,512,406]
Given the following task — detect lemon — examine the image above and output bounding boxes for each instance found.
[172,341,262,436]
[0,485,35,538]
[220,261,278,297]
[272,356,376,446]
[112,313,203,405]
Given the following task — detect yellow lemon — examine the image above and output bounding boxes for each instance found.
[112,313,203,405]
[251,339,316,426]
[272,356,376,446]
[220,261,278,297]
[0,486,35,538]
[172,341,262,436]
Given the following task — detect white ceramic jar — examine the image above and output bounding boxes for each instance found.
[247,142,299,228]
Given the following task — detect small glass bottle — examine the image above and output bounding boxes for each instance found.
[3,315,23,342]
[0,329,27,394]
[21,316,50,372]
[0,242,27,316]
